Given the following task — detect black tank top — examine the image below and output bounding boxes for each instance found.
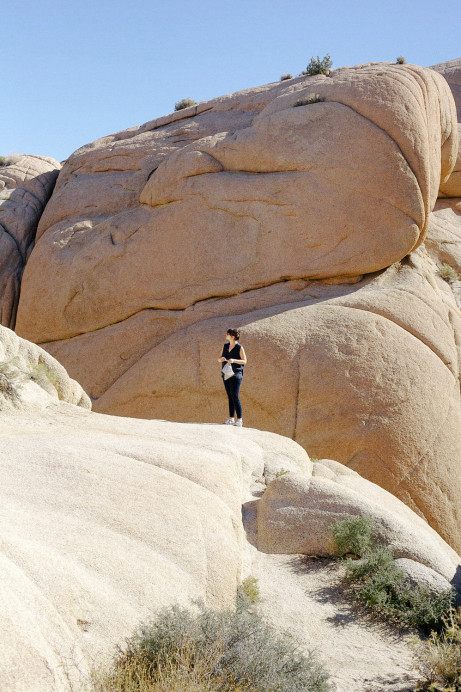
[222,342,244,374]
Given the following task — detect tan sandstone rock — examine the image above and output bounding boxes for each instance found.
[0,155,60,329]
[2,323,460,690]
[15,63,457,343]
[11,65,461,555]
[80,248,461,553]
[0,324,312,690]
[256,459,461,588]
[432,58,461,121]
[440,124,461,197]
[426,198,461,271]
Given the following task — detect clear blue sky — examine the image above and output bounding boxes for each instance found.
[3,0,460,162]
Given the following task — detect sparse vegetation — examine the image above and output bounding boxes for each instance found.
[174,98,198,111]
[0,156,6,167]
[396,56,407,64]
[439,263,461,283]
[295,93,326,107]
[0,358,24,399]
[411,607,461,690]
[332,516,454,633]
[332,514,373,557]
[29,362,59,393]
[305,54,333,76]
[275,468,291,478]
[91,583,331,691]
[237,576,260,605]
[280,73,293,81]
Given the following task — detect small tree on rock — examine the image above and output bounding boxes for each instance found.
[306,54,333,75]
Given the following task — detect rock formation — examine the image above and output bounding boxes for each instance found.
[0,155,60,329]
[432,58,461,121]
[12,61,461,552]
[257,458,461,592]
[1,324,460,690]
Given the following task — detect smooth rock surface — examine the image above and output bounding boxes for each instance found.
[394,558,453,594]
[440,124,461,197]
[16,63,457,343]
[0,324,89,410]
[432,58,461,121]
[82,248,461,553]
[256,460,461,587]
[0,155,60,328]
[10,64,461,555]
[0,324,312,690]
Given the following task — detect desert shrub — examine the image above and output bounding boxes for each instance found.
[344,546,453,632]
[333,516,453,633]
[332,514,373,557]
[175,98,198,111]
[295,93,326,107]
[275,468,290,478]
[411,607,461,690]
[0,358,24,399]
[29,362,59,393]
[396,56,407,64]
[280,73,293,81]
[237,576,260,606]
[439,263,461,283]
[92,595,331,691]
[305,54,332,76]
[0,156,6,166]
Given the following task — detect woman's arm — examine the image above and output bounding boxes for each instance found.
[229,346,247,365]
[218,344,227,363]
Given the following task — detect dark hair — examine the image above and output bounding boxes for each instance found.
[226,328,240,340]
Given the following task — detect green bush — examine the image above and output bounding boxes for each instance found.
[174,98,198,111]
[0,156,6,167]
[332,514,373,557]
[411,608,461,690]
[344,545,453,632]
[396,56,407,64]
[237,576,260,605]
[92,596,332,691]
[295,93,326,107]
[305,54,332,76]
[333,516,453,632]
[439,263,461,283]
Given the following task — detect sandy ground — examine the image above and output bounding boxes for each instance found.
[243,500,419,692]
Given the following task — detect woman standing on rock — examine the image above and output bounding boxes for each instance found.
[218,328,247,427]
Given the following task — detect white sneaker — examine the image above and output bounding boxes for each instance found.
[223,419,235,425]
[234,420,243,427]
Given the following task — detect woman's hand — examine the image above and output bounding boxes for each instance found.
[218,356,226,363]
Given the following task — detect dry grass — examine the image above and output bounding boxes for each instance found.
[90,598,331,692]
[295,93,326,107]
[411,608,461,690]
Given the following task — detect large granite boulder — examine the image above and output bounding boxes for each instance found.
[2,324,460,690]
[0,155,60,328]
[11,64,461,553]
[257,459,461,588]
[15,63,457,343]
[0,325,311,690]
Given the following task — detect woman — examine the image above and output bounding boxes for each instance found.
[218,328,247,426]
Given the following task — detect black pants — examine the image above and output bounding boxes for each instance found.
[223,374,243,418]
